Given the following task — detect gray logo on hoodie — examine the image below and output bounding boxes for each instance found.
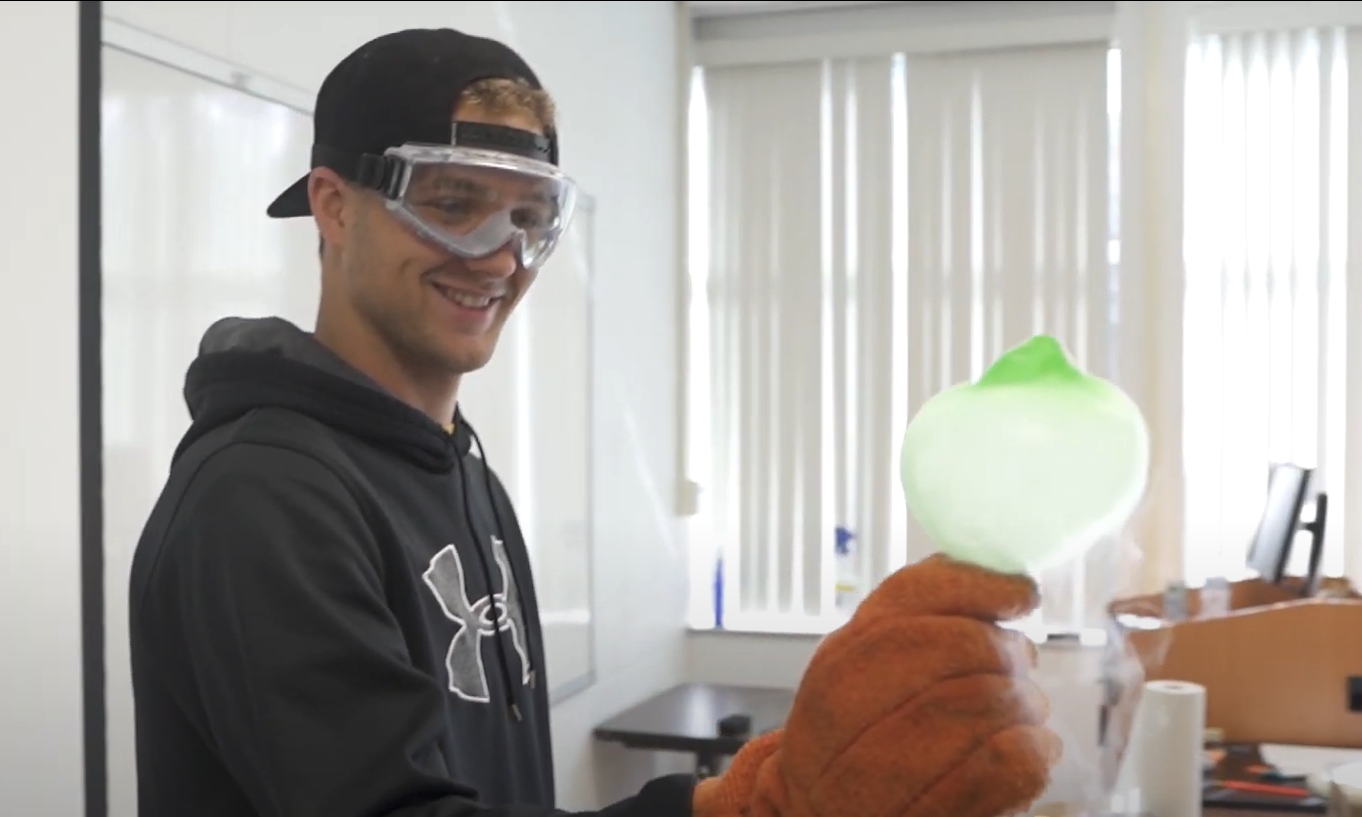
[421,536,531,703]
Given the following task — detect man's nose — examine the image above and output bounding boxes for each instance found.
[464,244,519,279]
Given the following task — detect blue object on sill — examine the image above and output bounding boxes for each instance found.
[713,555,725,629]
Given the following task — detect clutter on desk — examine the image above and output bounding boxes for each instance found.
[1202,741,1330,813]
[1263,746,1362,778]
[1105,574,1362,748]
[1103,460,1362,746]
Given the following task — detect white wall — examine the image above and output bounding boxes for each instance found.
[1,1,689,814]
[0,4,86,817]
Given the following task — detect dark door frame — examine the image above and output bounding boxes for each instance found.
[79,3,106,817]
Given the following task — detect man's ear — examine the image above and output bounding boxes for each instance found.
[309,167,352,251]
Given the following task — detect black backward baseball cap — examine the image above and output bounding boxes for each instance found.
[266,28,558,219]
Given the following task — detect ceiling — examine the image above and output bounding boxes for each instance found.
[685,1,912,18]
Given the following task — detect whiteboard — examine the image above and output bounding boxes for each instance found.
[101,45,598,817]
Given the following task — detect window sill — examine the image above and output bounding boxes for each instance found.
[687,618,1109,649]
[688,613,846,637]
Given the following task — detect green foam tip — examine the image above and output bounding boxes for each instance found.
[899,334,1151,576]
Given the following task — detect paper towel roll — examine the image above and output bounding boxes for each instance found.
[1118,680,1207,817]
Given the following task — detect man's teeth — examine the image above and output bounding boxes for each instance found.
[452,292,492,308]
[435,284,495,308]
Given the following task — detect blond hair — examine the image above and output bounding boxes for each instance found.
[459,77,556,132]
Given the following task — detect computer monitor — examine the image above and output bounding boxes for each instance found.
[1245,463,1328,594]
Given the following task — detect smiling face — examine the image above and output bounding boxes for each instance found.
[311,79,557,393]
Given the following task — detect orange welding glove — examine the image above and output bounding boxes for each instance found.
[692,553,1060,817]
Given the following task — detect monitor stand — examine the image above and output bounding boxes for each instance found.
[1300,491,1329,598]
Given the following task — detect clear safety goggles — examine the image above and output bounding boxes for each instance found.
[353,132,578,270]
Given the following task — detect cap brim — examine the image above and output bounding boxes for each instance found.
[266,174,312,218]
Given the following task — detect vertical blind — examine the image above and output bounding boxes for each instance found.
[690,24,1362,628]
[902,45,1116,630]
[691,42,1117,629]
[1182,25,1354,585]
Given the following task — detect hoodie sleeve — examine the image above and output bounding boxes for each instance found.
[155,442,696,817]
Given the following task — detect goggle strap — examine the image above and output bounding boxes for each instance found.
[353,154,406,200]
[450,121,552,164]
[311,144,406,200]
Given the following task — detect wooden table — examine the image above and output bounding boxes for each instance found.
[593,682,794,777]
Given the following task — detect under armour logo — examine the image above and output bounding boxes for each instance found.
[421,537,532,703]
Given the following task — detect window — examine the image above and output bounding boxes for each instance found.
[686,42,1119,633]
[1181,25,1350,585]
[687,22,1362,634]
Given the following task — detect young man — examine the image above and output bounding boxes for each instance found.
[129,27,1059,817]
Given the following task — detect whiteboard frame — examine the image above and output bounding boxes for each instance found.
[103,17,315,114]
[101,20,602,708]
[546,192,599,706]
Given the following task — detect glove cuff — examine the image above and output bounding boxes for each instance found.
[692,730,785,817]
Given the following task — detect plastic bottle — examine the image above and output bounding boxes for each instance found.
[1163,579,1189,622]
[713,553,725,629]
[1200,575,1230,618]
[834,526,861,616]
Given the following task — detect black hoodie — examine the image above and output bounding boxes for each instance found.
[128,317,695,817]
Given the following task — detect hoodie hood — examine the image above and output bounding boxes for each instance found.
[177,316,472,471]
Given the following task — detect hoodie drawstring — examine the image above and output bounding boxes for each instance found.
[453,422,527,722]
